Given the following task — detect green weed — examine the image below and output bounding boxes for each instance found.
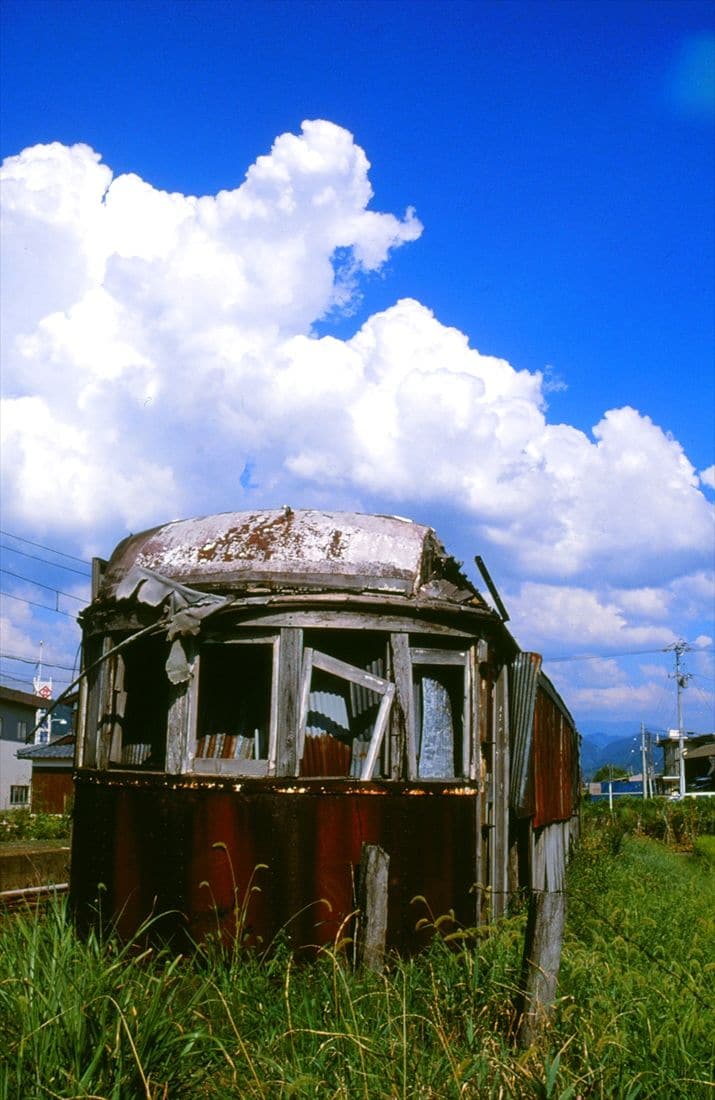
[1,816,713,1097]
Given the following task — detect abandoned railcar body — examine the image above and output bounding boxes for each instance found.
[71,509,578,953]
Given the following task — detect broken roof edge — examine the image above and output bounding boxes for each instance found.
[95,508,489,611]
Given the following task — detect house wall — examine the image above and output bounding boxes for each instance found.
[30,767,74,814]
[0,700,34,810]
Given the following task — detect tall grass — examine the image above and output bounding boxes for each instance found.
[1,814,713,1098]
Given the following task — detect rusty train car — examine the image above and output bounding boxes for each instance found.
[71,509,579,952]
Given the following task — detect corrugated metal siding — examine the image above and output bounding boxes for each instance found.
[531,685,577,829]
[71,772,479,954]
[509,652,541,817]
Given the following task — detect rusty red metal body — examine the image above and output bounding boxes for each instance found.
[71,771,478,953]
[531,689,578,829]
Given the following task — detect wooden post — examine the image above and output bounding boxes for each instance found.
[472,640,488,927]
[517,821,566,1047]
[390,633,415,780]
[490,664,510,920]
[356,843,390,973]
[276,628,303,776]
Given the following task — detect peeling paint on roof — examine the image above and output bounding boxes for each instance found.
[100,509,454,600]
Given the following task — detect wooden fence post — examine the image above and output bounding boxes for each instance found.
[356,843,390,973]
[517,821,566,1047]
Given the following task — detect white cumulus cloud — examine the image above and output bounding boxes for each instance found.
[1,120,713,731]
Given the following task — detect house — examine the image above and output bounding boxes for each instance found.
[16,733,75,813]
[657,732,715,795]
[70,509,579,953]
[0,685,47,810]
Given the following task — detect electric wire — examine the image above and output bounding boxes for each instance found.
[0,542,91,577]
[0,529,91,565]
[0,591,77,618]
[543,643,713,663]
[0,568,86,603]
[0,652,78,671]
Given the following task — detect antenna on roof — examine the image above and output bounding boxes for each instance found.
[474,556,510,622]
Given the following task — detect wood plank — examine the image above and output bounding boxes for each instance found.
[310,650,392,693]
[295,647,314,767]
[193,758,270,777]
[387,633,409,778]
[409,647,468,665]
[276,628,303,776]
[165,680,189,773]
[267,637,280,776]
[361,683,395,780]
[462,648,472,779]
[473,639,489,926]
[229,608,476,637]
[97,648,122,770]
[490,663,510,920]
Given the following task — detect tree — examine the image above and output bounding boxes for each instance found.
[592,764,629,783]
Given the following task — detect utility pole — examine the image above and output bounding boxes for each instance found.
[640,721,647,800]
[667,641,692,798]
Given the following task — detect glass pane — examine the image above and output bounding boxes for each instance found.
[415,667,464,779]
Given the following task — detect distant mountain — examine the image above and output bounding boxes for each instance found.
[580,732,645,780]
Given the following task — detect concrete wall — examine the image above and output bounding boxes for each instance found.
[0,739,32,811]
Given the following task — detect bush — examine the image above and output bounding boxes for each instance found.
[581,795,714,849]
[0,807,72,843]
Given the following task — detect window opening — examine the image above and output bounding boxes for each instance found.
[194,640,275,775]
[16,720,27,742]
[298,636,394,779]
[109,634,169,769]
[10,785,29,805]
[409,648,470,780]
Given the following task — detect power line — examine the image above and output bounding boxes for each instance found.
[0,568,86,603]
[543,643,713,663]
[0,542,91,577]
[0,652,78,672]
[0,590,77,618]
[0,672,72,689]
[0,529,91,565]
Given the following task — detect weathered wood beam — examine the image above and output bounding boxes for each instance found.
[276,628,303,776]
[356,843,390,973]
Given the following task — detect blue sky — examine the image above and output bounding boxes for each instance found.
[1,0,713,735]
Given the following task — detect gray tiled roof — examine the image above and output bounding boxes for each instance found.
[17,737,75,760]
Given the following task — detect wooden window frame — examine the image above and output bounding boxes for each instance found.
[296,647,395,780]
[407,646,472,781]
[187,635,280,777]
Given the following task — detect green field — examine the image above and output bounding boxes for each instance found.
[1,803,713,1099]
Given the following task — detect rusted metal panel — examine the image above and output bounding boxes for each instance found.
[70,772,479,954]
[531,687,577,829]
[509,652,542,818]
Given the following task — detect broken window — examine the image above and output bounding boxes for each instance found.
[298,632,394,779]
[108,634,169,769]
[409,648,470,780]
[192,638,277,776]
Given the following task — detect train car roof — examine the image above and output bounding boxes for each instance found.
[97,508,488,607]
